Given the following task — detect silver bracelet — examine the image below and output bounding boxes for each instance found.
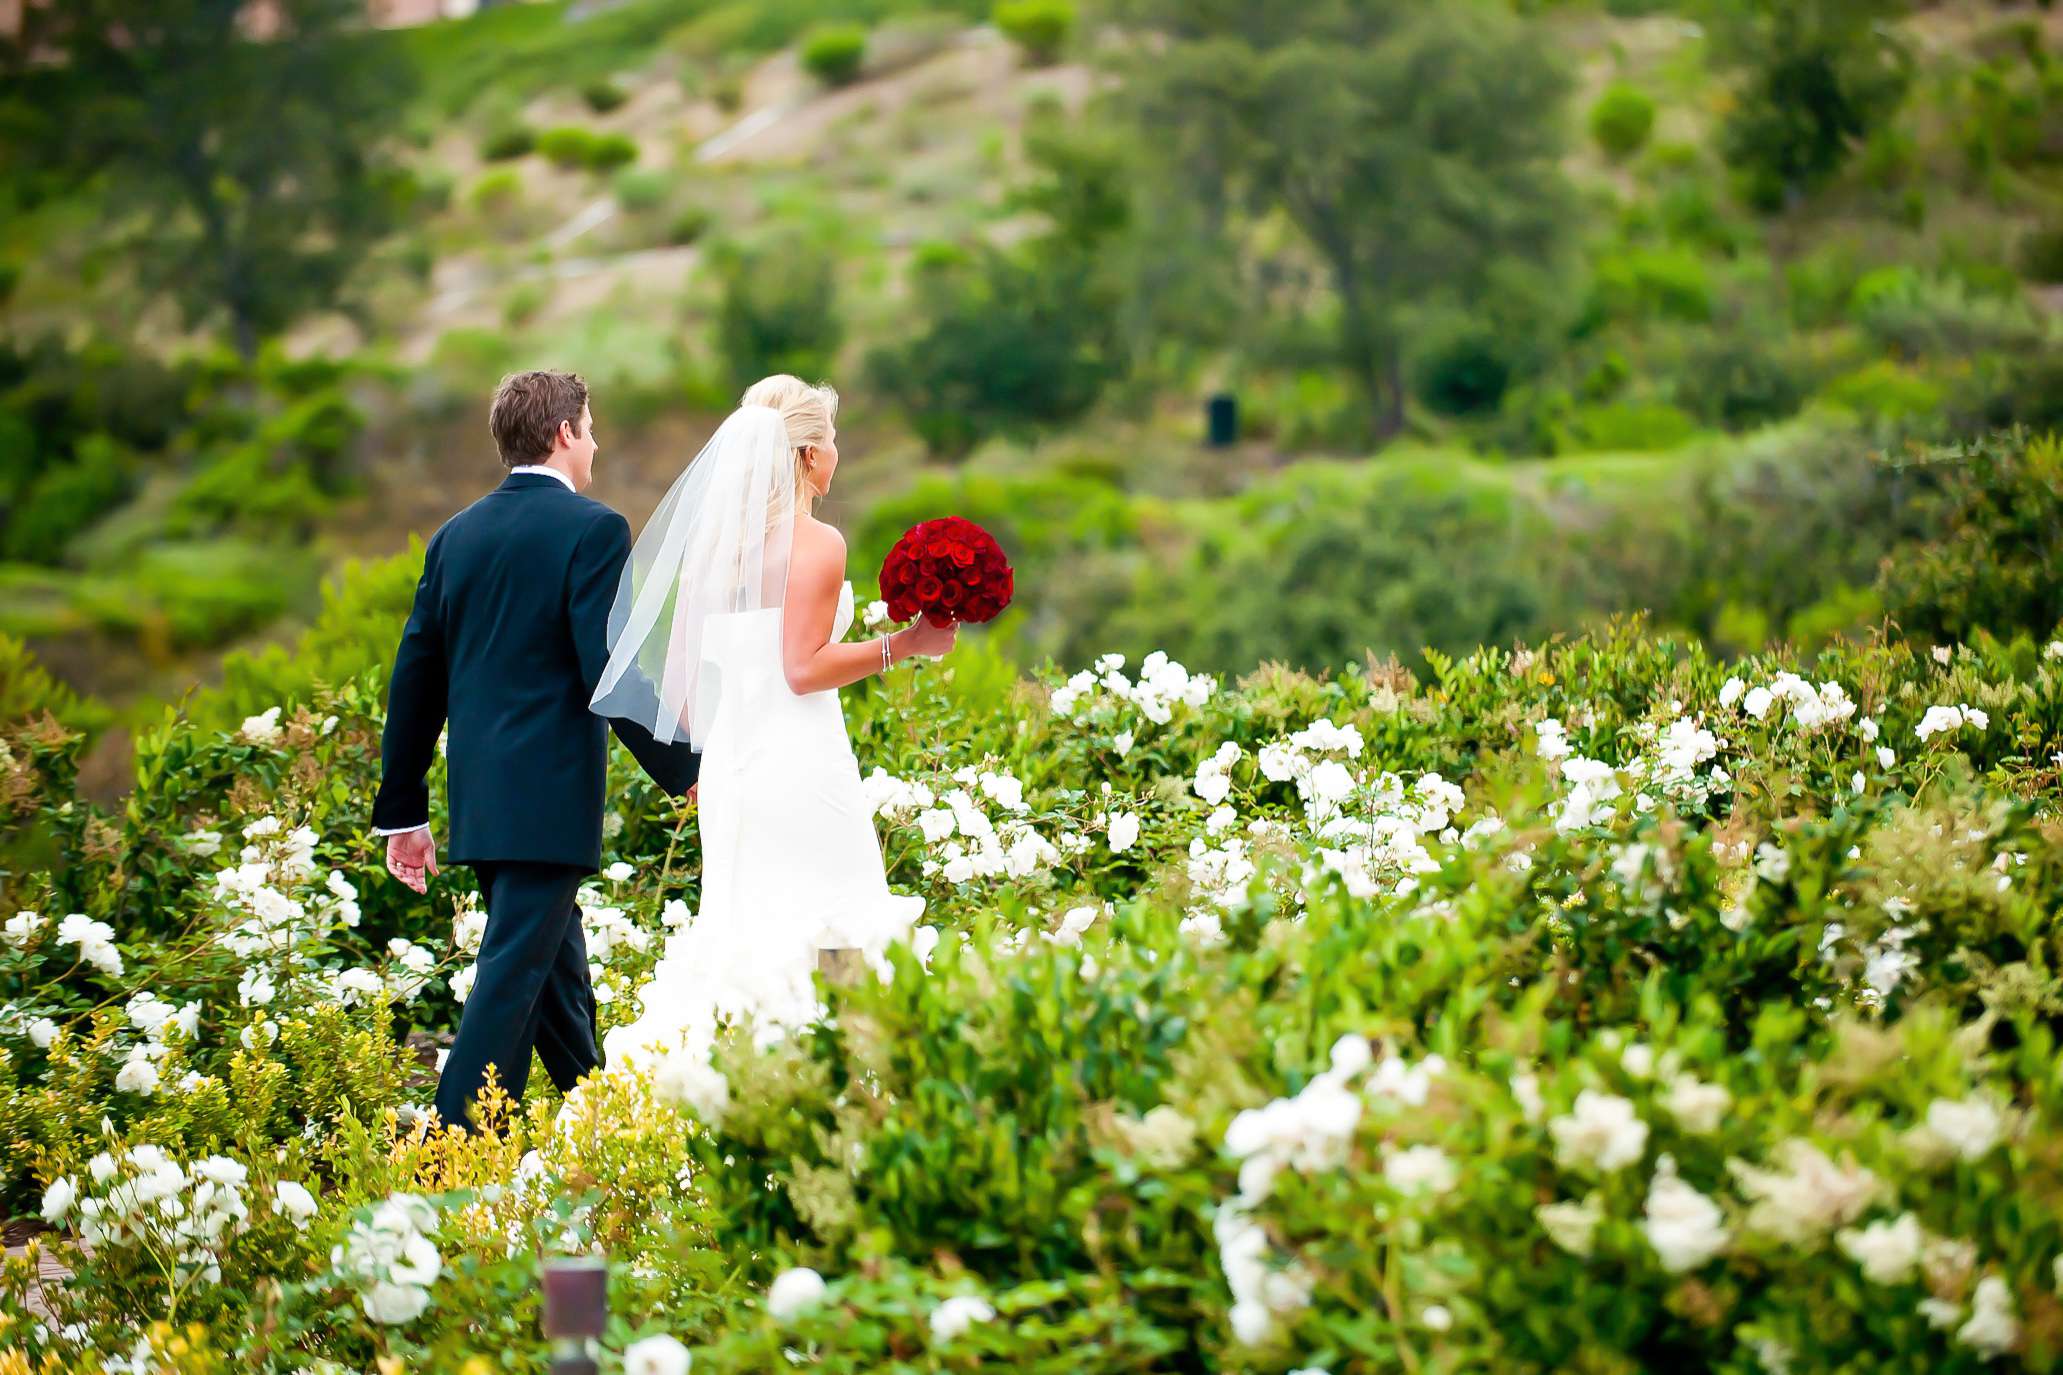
[880,632,891,671]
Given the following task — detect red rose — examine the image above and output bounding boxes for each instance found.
[877,516,1014,627]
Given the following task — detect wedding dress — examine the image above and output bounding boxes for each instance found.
[603,579,923,1065]
[587,404,923,1073]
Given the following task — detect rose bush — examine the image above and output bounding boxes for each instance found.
[3,607,2062,1371]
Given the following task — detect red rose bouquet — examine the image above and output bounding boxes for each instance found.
[880,516,1014,627]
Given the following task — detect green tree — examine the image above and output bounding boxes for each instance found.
[1,0,418,359]
[868,116,1129,458]
[715,238,845,393]
[1708,0,1912,211]
[1109,0,1575,440]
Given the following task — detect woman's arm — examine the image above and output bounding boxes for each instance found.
[783,519,955,695]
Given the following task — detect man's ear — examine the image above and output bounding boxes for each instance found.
[555,419,574,451]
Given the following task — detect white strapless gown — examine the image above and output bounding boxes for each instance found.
[604,582,925,1069]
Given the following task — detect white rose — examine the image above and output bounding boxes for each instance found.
[273,1180,319,1222]
[1642,1160,1728,1273]
[862,600,889,630]
[916,809,957,844]
[1957,1275,2019,1357]
[1421,1305,1452,1332]
[238,969,275,1008]
[624,1334,692,1375]
[928,1294,996,1342]
[1661,1075,1730,1135]
[115,1054,160,1097]
[1384,1146,1458,1197]
[3,911,43,947]
[28,1017,58,1048]
[1113,730,1134,758]
[1742,686,1773,720]
[653,1047,731,1125]
[1837,1213,1924,1285]
[1536,1193,1603,1257]
[238,707,283,746]
[942,855,976,884]
[1718,678,1744,708]
[767,1267,827,1322]
[1106,812,1140,854]
[1229,1300,1274,1346]
[1549,1090,1648,1173]
[1307,760,1354,805]
[361,1280,430,1325]
[40,1176,76,1223]
[1926,1096,2003,1162]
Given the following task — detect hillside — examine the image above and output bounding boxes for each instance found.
[2,0,2061,740]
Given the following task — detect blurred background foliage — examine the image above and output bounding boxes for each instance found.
[2,0,2062,793]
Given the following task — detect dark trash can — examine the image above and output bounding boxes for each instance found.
[1206,392,1238,447]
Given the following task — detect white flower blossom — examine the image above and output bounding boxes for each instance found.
[1643,1157,1728,1273]
[625,1335,692,1375]
[929,1294,997,1342]
[1549,1091,1648,1173]
[767,1267,827,1321]
[238,707,283,745]
[1837,1212,1924,1285]
[1536,1193,1603,1257]
[1957,1275,2019,1356]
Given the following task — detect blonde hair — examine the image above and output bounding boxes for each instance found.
[740,374,839,506]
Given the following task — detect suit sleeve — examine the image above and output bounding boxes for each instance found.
[568,510,702,798]
[370,534,449,833]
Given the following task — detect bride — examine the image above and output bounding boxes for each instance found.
[588,374,956,1072]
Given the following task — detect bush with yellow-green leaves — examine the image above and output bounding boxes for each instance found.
[3,614,2062,1372]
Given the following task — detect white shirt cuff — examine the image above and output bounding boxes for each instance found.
[372,824,430,838]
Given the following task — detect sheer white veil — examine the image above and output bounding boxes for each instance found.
[590,404,797,748]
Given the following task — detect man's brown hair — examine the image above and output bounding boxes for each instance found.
[489,370,589,468]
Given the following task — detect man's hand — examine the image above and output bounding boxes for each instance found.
[386,828,440,894]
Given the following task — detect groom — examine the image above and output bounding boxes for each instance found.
[371,370,699,1132]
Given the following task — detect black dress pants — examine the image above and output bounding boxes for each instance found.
[434,861,599,1132]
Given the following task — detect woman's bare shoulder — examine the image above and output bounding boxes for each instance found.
[792,513,848,556]
[790,514,847,581]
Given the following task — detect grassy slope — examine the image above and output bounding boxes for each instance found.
[4,1,2056,727]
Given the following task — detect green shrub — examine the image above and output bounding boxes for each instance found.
[994,0,1075,65]
[1850,269,2047,358]
[867,245,1119,460]
[612,167,668,213]
[1565,397,1702,451]
[800,24,868,86]
[1589,83,1656,161]
[467,167,523,212]
[1674,330,1810,432]
[715,239,846,392]
[503,282,548,328]
[581,77,629,113]
[1876,429,2063,644]
[192,543,425,730]
[1820,360,1943,425]
[0,632,107,735]
[666,205,713,245]
[1411,328,1517,418]
[479,120,535,162]
[3,435,130,566]
[1591,247,1714,324]
[536,125,598,168]
[2017,224,2063,283]
[584,132,639,171]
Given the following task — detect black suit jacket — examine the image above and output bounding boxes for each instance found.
[370,472,699,871]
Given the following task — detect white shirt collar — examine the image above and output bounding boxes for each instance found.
[509,464,576,491]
